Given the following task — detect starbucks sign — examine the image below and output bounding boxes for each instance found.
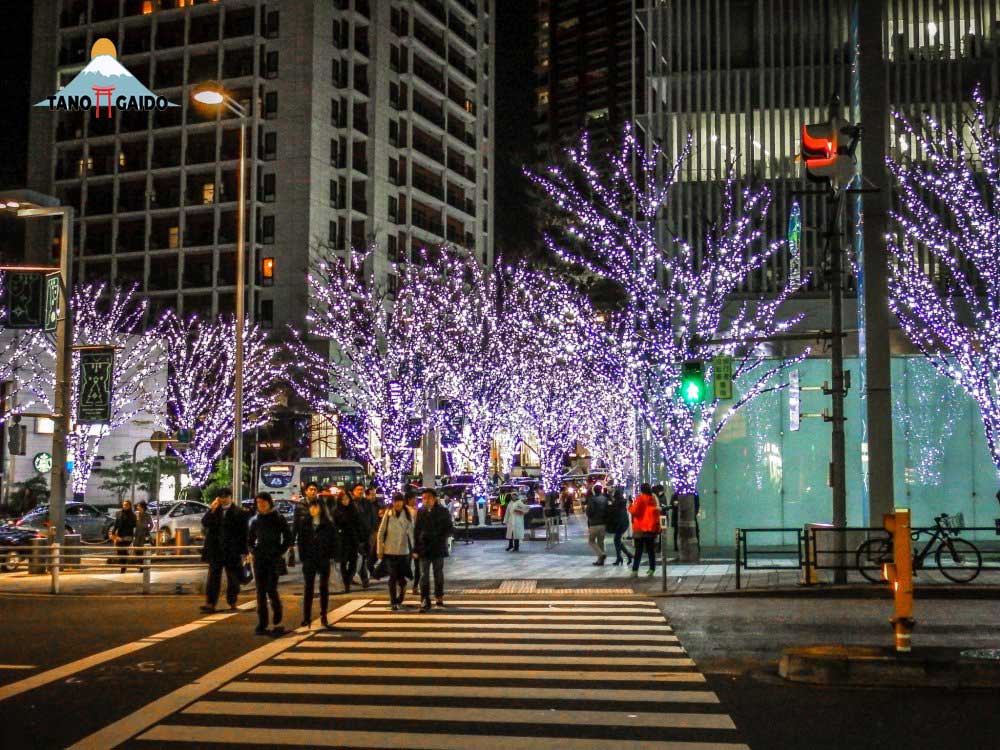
[33,452,53,474]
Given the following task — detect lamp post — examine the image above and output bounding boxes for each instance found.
[0,189,74,545]
[192,83,249,502]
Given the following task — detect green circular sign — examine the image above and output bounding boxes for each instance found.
[33,452,53,474]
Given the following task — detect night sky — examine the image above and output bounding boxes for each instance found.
[0,1,535,255]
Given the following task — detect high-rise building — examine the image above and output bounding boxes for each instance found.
[534,0,633,162]
[26,0,495,334]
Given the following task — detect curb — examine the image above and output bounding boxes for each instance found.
[779,644,1000,688]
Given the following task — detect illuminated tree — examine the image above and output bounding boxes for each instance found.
[528,125,806,495]
[34,284,167,495]
[162,312,293,487]
[887,87,1000,477]
[300,246,441,493]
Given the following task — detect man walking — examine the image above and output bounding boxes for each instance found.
[248,492,292,635]
[585,483,610,566]
[352,484,377,589]
[200,488,250,613]
[413,488,454,611]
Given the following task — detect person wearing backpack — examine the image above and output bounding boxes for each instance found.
[377,493,415,610]
[629,483,662,577]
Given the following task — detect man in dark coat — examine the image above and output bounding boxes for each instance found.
[110,500,137,573]
[413,488,454,611]
[200,487,250,613]
[248,492,293,635]
[352,483,378,588]
[584,484,610,565]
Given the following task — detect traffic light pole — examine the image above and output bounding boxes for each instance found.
[826,189,849,583]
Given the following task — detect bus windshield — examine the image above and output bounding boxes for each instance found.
[260,464,295,489]
[300,465,367,492]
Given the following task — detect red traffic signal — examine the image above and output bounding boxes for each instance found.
[800,111,858,189]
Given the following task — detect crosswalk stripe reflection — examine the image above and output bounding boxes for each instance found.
[251,665,707,682]
[276,651,697,667]
[295,640,688,653]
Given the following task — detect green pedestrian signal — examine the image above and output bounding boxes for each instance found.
[680,361,707,405]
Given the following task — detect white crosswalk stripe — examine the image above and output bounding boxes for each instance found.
[110,598,750,750]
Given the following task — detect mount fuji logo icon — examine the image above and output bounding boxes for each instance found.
[36,38,177,116]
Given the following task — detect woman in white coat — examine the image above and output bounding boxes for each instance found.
[505,493,528,552]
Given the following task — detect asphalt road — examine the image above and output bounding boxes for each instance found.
[662,595,1000,750]
[2,590,999,749]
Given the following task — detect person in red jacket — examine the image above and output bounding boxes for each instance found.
[629,483,662,577]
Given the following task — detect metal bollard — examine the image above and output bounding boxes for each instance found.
[661,523,668,593]
[141,546,152,595]
[50,542,60,594]
[28,537,48,574]
[174,527,191,554]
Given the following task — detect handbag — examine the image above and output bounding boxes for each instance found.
[239,561,254,585]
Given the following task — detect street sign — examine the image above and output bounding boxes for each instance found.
[712,355,734,401]
[4,271,46,329]
[789,369,801,431]
[77,347,116,424]
[787,201,801,287]
[43,273,60,332]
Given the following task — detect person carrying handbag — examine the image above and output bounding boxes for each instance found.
[376,493,415,611]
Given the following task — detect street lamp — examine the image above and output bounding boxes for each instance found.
[191,82,249,502]
[0,189,74,545]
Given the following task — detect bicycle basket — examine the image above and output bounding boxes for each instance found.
[942,513,965,530]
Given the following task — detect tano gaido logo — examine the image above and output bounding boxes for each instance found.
[35,38,177,117]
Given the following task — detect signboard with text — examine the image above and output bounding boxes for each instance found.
[77,347,115,424]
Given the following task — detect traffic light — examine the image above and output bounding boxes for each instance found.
[801,99,858,190]
[679,361,707,406]
[6,417,26,456]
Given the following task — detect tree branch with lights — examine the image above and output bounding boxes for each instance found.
[162,312,293,488]
[528,125,806,494]
[887,87,1000,478]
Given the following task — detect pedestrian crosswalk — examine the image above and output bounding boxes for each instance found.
[112,597,750,750]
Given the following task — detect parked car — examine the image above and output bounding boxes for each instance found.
[0,524,44,571]
[15,503,113,543]
[241,498,297,526]
[148,500,211,545]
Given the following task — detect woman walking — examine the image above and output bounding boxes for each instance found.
[504,492,528,552]
[131,501,154,572]
[248,492,292,635]
[110,500,137,573]
[377,493,415,610]
[629,483,661,577]
[295,497,336,628]
[332,488,364,593]
[608,487,634,566]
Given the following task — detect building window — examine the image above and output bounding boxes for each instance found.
[388,158,398,184]
[261,173,276,201]
[168,226,180,249]
[389,119,399,147]
[388,195,398,223]
[261,215,275,244]
[328,220,338,247]
[387,233,399,262]
[264,91,278,118]
[265,50,279,78]
[263,131,277,159]
[201,182,215,205]
[265,10,279,38]
[330,138,339,166]
[386,274,398,296]
[329,179,338,207]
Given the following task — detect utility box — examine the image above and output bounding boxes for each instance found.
[27,537,48,574]
[62,533,82,569]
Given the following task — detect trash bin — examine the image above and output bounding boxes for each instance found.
[27,537,49,574]
[62,533,82,569]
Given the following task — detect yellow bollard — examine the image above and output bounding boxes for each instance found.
[882,509,915,653]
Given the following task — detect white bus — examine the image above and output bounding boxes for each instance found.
[257,458,368,502]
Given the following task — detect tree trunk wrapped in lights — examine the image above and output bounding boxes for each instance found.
[528,126,806,495]
[162,312,293,488]
[887,87,1000,478]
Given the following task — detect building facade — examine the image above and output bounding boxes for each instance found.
[27,0,495,335]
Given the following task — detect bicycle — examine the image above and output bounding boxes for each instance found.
[856,513,982,584]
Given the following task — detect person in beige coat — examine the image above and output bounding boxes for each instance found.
[376,493,415,610]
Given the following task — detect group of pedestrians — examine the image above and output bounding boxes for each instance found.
[582,482,663,576]
[109,499,154,573]
[196,483,456,635]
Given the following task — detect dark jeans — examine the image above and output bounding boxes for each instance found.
[339,553,357,591]
[632,535,657,572]
[114,539,133,568]
[613,530,633,562]
[419,556,445,604]
[253,557,282,629]
[411,553,422,590]
[205,559,241,608]
[386,555,410,605]
[302,559,331,622]
[358,549,370,586]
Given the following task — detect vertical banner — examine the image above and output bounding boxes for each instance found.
[4,271,45,329]
[788,369,801,432]
[712,354,734,400]
[77,347,116,424]
[43,273,60,332]
[787,200,801,288]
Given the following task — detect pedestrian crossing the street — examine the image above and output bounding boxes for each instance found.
[98,598,751,750]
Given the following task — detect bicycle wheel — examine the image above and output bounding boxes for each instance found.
[856,538,892,583]
[935,538,982,583]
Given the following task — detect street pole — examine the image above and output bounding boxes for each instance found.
[857,0,895,524]
[232,118,246,503]
[828,187,848,583]
[50,207,74,545]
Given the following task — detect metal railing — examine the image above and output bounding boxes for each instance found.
[1,542,204,595]
[735,524,1000,589]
